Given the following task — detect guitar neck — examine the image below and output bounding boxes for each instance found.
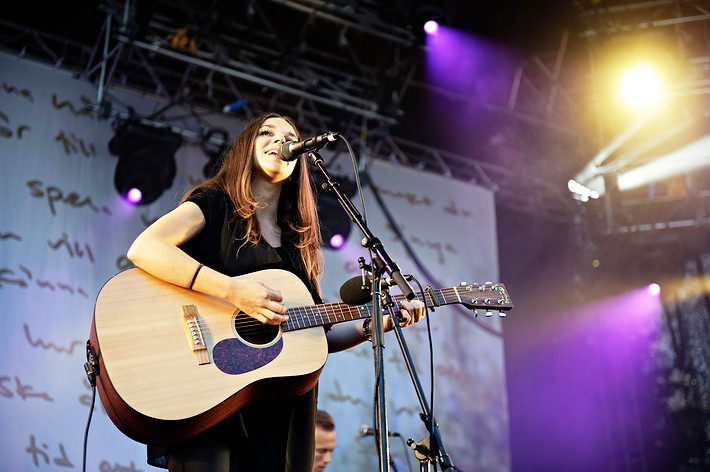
[280,283,511,332]
[281,301,373,332]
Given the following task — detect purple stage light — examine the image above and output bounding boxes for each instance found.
[329,234,345,249]
[424,20,439,35]
[508,287,664,470]
[126,187,143,204]
[419,27,519,163]
[424,27,514,99]
[648,283,661,296]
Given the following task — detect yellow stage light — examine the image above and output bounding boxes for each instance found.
[617,64,664,111]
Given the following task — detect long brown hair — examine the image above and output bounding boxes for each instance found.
[184,113,323,293]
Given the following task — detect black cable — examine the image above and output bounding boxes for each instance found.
[337,134,368,224]
[82,340,98,472]
[411,277,438,469]
[82,385,97,472]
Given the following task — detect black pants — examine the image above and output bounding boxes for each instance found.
[163,390,317,472]
[166,436,246,472]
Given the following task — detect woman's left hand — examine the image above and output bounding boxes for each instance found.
[385,299,426,331]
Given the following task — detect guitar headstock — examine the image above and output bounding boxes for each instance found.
[455,282,514,316]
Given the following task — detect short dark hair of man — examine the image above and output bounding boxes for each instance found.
[316,410,335,432]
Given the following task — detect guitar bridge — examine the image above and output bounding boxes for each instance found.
[182,305,211,365]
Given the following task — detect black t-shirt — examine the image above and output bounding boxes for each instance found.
[148,187,320,471]
[182,187,319,298]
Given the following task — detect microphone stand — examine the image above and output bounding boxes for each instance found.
[391,313,455,472]
[308,151,415,472]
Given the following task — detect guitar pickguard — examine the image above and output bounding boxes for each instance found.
[213,336,284,375]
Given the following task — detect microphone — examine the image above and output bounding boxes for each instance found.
[359,425,400,437]
[339,275,372,306]
[339,274,415,306]
[277,131,340,161]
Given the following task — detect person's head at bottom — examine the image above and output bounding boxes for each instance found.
[313,410,336,472]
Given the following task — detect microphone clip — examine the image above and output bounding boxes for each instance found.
[359,257,371,293]
[407,437,432,461]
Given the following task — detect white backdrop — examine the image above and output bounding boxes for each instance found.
[0,52,508,471]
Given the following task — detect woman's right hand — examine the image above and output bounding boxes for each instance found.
[226,279,289,325]
[126,202,290,326]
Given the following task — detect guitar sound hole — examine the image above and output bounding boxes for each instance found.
[233,312,280,345]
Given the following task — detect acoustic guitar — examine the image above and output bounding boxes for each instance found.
[89,267,512,445]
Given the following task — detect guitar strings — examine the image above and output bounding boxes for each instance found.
[203,303,369,328]
[186,301,373,338]
[186,286,483,337]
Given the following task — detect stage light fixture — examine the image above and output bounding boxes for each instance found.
[424,19,440,35]
[318,197,352,250]
[312,172,357,250]
[329,233,346,249]
[568,179,600,202]
[200,127,231,178]
[595,32,677,120]
[126,187,143,204]
[617,64,664,111]
[411,0,452,38]
[109,120,182,205]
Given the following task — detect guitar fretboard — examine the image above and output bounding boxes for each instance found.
[282,302,372,331]
[280,284,511,332]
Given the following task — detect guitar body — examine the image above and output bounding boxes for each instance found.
[89,267,514,446]
[90,267,328,446]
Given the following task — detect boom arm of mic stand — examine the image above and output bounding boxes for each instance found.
[308,151,415,300]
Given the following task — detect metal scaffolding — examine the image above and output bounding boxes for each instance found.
[9,0,708,228]
[0,0,590,219]
[575,0,710,238]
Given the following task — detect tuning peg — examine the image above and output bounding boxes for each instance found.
[498,311,506,318]
[485,310,493,317]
